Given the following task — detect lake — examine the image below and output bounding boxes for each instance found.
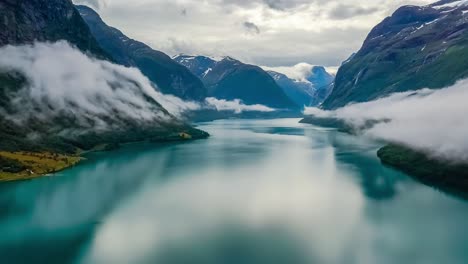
[1,119,467,264]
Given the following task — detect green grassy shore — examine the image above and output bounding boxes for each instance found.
[378,144,468,194]
[0,130,209,182]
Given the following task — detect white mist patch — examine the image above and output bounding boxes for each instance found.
[0,41,199,131]
[205,97,275,114]
[262,63,337,82]
[305,79,468,162]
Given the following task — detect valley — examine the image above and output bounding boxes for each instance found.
[0,0,468,263]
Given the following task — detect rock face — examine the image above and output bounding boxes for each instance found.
[0,0,108,59]
[267,67,334,107]
[0,0,207,153]
[77,5,207,101]
[174,55,299,109]
[323,0,468,109]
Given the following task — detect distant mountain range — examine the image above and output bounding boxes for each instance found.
[76,5,207,101]
[267,67,334,107]
[174,55,299,109]
[76,5,331,111]
[0,0,206,154]
[323,0,468,109]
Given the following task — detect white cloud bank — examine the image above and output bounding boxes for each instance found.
[205,97,275,114]
[262,63,337,81]
[0,41,277,133]
[0,41,199,131]
[305,79,468,162]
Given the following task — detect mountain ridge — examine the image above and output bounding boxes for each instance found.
[266,66,334,107]
[0,0,110,59]
[323,0,468,109]
[174,55,300,109]
[76,5,207,101]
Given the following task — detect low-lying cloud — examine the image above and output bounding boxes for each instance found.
[262,63,337,82]
[0,41,199,133]
[205,97,275,114]
[0,41,278,136]
[305,79,468,162]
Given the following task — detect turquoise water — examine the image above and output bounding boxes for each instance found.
[1,119,467,264]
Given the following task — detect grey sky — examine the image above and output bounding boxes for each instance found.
[73,0,434,68]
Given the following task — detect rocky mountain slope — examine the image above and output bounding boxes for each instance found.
[0,0,108,58]
[174,55,298,109]
[77,5,206,101]
[323,0,468,109]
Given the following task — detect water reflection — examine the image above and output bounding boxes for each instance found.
[0,119,468,264]
[0,143,182,263]
[151,225,312,264]
[327,132,407,200]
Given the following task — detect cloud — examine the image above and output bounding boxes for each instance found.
[243,21,261,34]
[262,63,336,81]
[76,0,434,68]
[304,79,468,162]
[220,0,313,10]
[328,4,379,20]
[205,97,275,113]
[0,41,199,133]
[0,41,277,136]
[262,63,317,81]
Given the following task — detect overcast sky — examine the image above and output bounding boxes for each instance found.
[73,0,434,68]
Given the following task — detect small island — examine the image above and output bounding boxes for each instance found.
[378,145,468,194]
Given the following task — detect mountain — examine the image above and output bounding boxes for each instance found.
[266,71,316,107]
[174,55,218,78]
[0,0,108,59]
[267,67,334,107]
[305,66,335,91]
[76,5,206,101]
[174,55,298,109]
[323,0,468,109]
[0,0,208,178]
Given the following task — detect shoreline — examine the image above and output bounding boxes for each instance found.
[300,117,468,196]
[377,144,468,195]
[0,152,83,182]
[0,130,210,183]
